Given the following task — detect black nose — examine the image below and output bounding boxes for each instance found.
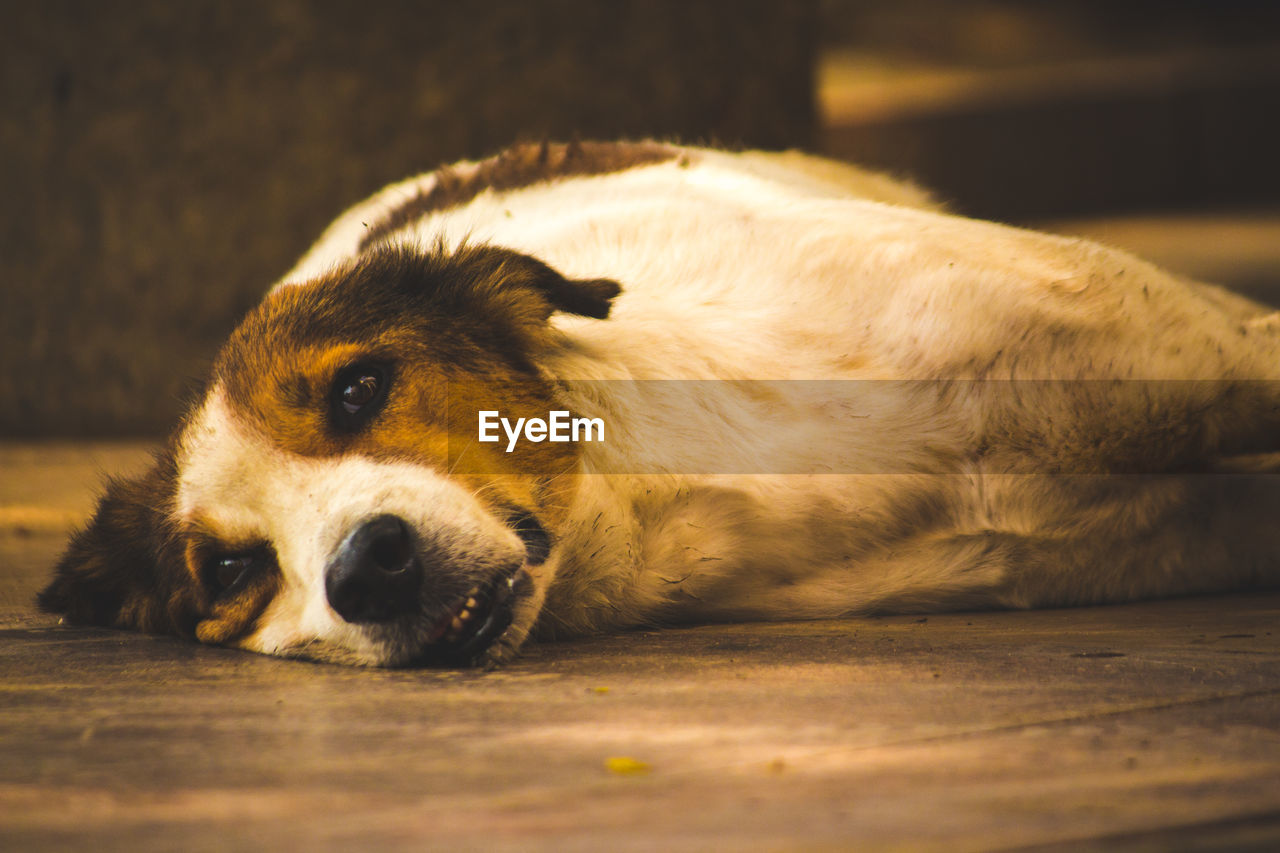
[325,515,423,623]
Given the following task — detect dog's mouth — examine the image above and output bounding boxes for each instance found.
[410,565,531,666]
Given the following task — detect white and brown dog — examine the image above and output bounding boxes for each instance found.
[41,142,1280,667]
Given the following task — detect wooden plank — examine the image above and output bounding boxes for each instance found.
[1,593,1277,850]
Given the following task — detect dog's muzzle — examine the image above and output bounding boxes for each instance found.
[324,514,529,666]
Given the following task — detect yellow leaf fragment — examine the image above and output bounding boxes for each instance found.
[605,756,651,775]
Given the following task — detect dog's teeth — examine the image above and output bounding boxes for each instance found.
[466,597,478,609]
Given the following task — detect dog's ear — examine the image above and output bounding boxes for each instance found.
[437,246,622,355]
[519,261,622,321]
[449,244,622,325]
[38,452,198,637]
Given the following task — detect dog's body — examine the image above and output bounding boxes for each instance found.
[42,142,1280,666]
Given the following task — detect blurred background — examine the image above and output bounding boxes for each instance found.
[3,0,1279,437]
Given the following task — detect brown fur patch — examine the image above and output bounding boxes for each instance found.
[359,140,678,250]
[212,244,605,528]
[38,447,202,636]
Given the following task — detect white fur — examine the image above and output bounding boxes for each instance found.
[182,145,1280,663]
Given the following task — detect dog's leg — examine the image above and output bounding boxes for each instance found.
[973,471,1280,608]
[724,468,1280,616]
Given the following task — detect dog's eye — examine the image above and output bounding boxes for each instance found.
[340,373,380,414]
[204,551,266,598]
[330,362,391,432]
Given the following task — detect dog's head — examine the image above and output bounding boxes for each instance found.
[40,244,620,666]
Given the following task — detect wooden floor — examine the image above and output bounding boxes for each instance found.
[2,443,1279,851]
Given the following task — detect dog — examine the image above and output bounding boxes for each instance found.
[40,141,1280,667]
